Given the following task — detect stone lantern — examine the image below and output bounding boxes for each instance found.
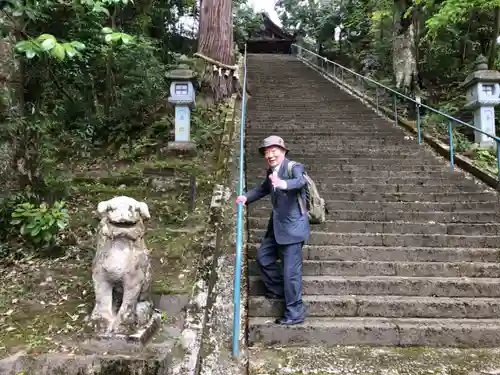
[463,55,500,148]
[166,56,197,154]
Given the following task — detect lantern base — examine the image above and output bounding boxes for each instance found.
[166,141,197,156]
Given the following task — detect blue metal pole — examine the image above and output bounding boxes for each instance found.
[394,95,398,124]
[496,142,500,182]
[232,44,248,358]
[448,121,454,169]
[417,102,422,145]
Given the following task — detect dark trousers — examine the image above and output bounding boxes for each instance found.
[256,234,305,320]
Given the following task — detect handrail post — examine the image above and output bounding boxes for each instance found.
[416,95,422,145]
[448,121,455,169]
[232,44,248,358]
[496,142,500,181]
[393,95,398,124]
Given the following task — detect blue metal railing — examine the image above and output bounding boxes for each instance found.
[232,44,248,357]
[291,44,500,180]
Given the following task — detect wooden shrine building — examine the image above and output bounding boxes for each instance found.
[246,13,296,54]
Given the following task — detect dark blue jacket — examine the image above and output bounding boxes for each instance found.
[245,158,310,245]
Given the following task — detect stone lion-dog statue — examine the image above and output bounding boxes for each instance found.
[91,196,154,335]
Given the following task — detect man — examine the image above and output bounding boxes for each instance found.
[236,135,309,325]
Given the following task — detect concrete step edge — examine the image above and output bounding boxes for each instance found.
[249,295,500,304]
[247,243,500,251]
[248,275,500,282]
[248,321,500,345]
[248,316,500,327]
[249,230,500,239]
[247,218,500,226]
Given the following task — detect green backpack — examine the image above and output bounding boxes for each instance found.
[287,161,328,224]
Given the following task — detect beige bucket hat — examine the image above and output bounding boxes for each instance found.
[258,135,289,155]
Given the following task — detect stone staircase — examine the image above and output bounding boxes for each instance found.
[245,54,500,347]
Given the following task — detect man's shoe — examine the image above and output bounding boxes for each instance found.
[274,317,304,325]
[275,304,308,325]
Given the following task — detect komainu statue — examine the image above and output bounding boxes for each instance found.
[91,196,154,335]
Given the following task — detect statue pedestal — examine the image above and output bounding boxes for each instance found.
[166,141,197,156]
[97,312,162,345]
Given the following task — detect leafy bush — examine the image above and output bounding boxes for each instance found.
[0,191,39,241]
[191,104,226,149]
[10,201,69,249]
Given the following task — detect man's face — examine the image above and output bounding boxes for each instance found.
[264,146,285,168]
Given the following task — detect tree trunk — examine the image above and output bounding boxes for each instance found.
[393,0,417,91]
[197,0,236,101]
[0,15,28,190]
[393,0,419,120]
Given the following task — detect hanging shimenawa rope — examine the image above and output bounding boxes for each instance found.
[194,52,238,71]
[194,52,242,101]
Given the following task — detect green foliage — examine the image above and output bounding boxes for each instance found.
[16,35,86,60]
[233,3,264,47]
[191,105,226,149]
[0,191,38,241]
[10,201,69,247]
[416,0,500,37]
[473,148,499,174]
[101,27,135,45]
[0,0,203,254]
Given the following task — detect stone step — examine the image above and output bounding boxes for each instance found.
[249,102,378,107]
[248,121,390,127]
[249,198,498,212]
[252,192,496,202]
[249,164,450,172]
[248,148,430,155]
[246,176,475,186]
[246,244,500,263]
[247,218,500,235]
[248,230,500,248]
[247,260,500,277]
[246,159,444,167]
[246,130,405,137]
[245,139,424,145]
[246,157,444,166]
[249,200,495,212]
[325,210,500,223]
[248,113,385,119]
[244,182,483,194]
[253,170,465,179]
[247,124,396,130]
[245,141,421,148]
[248,170,466,180]
[248,275,500,297]
[245,130,406,136]
[248,295,500,319]
[249,103,379,107]
[245,132,409,139]
[248,317,500,347]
